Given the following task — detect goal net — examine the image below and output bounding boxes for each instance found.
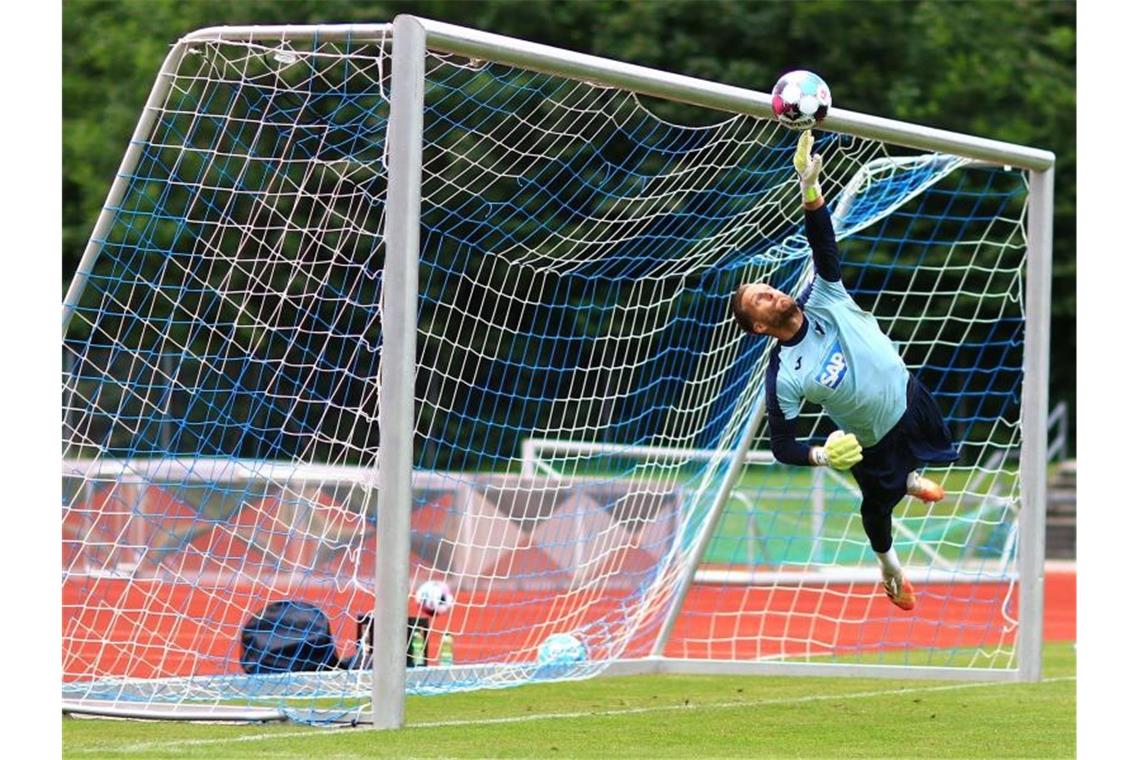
[62,20,1052,722]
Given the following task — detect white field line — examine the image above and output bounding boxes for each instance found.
[86,676,1075,755]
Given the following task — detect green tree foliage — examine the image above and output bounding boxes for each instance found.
[63,0,1076,447]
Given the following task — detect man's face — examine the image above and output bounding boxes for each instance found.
[738,283,798,335]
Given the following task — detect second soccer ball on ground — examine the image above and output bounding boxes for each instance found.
[537,633,588,665]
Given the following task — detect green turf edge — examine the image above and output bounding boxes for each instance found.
[63,640,1075,759]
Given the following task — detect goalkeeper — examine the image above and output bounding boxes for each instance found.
[729,130,958,611]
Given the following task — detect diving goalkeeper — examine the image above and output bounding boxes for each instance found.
[729,130,958,611]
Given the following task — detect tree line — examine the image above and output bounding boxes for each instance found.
[63,0,1076,455]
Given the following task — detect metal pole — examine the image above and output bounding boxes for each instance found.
[1060,401,1069,462]
[62,42,190,336]
[1017,167,1054,682]
[811,467,825,566]
[746,499,756,569]
[63,349,76,454]
[651,396,770,656]
[181,24,392,43]
[373,14,426,729]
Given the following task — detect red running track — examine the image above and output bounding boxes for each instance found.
[62,567,1076,681]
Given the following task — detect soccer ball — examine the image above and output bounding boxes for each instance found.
[537,632,587,665]
[414,579,454,615]
[771,70,831,131]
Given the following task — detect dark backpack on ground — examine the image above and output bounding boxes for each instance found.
[240,601,342,674]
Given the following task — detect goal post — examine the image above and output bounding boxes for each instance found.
[1019,166,1055,683]
[61,15,1054,726]
[374,14,424,730]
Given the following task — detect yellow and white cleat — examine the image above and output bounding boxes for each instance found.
[882,574,916,611]
[906,472,945,504]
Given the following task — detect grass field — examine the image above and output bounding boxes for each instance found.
[64,640,1074,759]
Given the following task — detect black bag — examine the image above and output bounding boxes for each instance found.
[240,601,342,674]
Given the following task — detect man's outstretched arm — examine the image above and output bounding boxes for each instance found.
[794,131,842,284]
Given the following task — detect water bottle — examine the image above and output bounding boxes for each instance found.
[410,627,426,667]
[439,632,454,666]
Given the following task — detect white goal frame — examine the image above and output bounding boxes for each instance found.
[62,16,1055,729]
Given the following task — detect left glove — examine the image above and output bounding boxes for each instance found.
[794,129,823,205]
[810,430,863,470]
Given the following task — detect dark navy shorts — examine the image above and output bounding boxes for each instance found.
[850,375,958,518]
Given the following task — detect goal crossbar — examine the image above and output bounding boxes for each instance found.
[158,19,1055,171]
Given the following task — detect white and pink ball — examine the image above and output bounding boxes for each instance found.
[771,70,831,131]
[414,579,454,615]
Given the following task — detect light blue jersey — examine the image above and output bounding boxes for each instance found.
[771,277,909,447]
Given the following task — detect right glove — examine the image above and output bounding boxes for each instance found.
[811,430,863,470]
[794,129,823,205]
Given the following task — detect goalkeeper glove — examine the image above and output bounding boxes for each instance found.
[810,430,863,470]
[794,129,823,205]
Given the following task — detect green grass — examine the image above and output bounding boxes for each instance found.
[702,461,1015,566]
[64,641,1075,759]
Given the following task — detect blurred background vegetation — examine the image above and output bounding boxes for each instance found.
[62,0,1076,451]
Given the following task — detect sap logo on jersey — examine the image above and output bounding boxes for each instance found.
[815,340,848,389]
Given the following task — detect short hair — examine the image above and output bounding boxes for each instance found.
[730,284,757,334]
